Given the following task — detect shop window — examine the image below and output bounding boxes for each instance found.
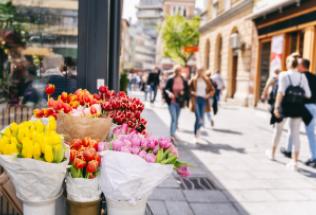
[286,31,304,56]
[259,41,271,98]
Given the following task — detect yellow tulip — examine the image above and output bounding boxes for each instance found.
[44,145,54,163]
[2,127,11,138]
[46,117,57,131]
[10,122,18,136]
[33,142,42,160]
[21,139,33,158]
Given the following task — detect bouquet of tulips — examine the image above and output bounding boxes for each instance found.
[0,117,68,202]
[66,137,102,202]
[100,124,189,203]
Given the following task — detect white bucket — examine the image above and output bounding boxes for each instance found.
[106,197,148,215]
[21,192,63,215]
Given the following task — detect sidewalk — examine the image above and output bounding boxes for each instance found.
[139,92,316,215]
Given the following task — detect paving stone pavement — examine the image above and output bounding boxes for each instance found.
[132,91,316,215]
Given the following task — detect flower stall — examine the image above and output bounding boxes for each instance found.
[0,84,190,215]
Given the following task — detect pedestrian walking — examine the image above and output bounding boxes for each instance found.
[267,53,312,170]
[147,66,161,103]
[280,58,316,167]
[189,68,215,142]
[163,66,189,141]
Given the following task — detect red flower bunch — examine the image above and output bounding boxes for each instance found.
[101,91,147,133]
[69,137,101,179]
[34,85,103,118]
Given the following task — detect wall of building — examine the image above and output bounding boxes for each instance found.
[199,0,254,106]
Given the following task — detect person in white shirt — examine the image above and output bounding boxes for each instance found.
[189,68,215,142]
[267,53,311,170]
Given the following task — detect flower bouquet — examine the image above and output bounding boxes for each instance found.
[34,85,112,142]
[100,124,189,215]
[0,117,69,215]
[66,137,102,215]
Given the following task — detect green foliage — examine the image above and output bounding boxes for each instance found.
[161,15,200,66]
[120,71,129,93]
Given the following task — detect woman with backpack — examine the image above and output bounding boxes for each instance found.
[189,68,215,142]
[267,53,312,170]
[163,66,190,141]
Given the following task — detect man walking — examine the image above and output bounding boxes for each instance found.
[282,58,316,167]
[147,66,161,103]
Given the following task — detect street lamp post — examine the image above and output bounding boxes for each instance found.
[77,0,122,92]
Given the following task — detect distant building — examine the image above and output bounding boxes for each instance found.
[12,0,78,60]
[199,0,254,106]
[120,19,132,72]
[156,0,196,70]
[136,0,164,38]
[128,25,156,70]
[132,0,163,70]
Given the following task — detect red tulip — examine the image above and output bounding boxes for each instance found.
[34,109,44,118]
[86,160,99,173]
[70,149,77,162]
[71,139,83,150]
[73,158,86,169]
[45,84,55,95]
[60,92,68,102]
[83,148,97,162]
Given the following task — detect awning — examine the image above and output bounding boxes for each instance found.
[249,0,298,20]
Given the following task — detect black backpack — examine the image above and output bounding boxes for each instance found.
[283,75,305,105]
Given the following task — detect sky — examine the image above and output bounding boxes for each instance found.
[123,0,205,23]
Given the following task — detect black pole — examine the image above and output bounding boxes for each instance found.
[77,0,110,92]
[108,0,122,91]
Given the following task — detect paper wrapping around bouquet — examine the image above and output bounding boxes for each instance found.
[57,113,112,142]
[66,175,101,202]
[0,154,69,202]
[100,151,173,203]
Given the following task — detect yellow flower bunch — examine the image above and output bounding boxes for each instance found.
[0,117,65,163]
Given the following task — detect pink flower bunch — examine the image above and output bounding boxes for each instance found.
[106,129,190,177]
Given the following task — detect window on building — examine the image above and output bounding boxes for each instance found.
[212,2,219,19]
[285,30,304,58]
[205,40,211,69]
[183,8,187,17]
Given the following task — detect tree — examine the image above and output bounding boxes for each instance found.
[161,15,200,66]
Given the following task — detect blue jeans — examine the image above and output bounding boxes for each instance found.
[194,96,206,135]
[168,102,181,136]
[287,104,316,160]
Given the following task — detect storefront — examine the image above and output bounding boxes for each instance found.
[252,0,316,105]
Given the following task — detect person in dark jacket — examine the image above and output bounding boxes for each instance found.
[163,66,189,140]
[147,66,161,103]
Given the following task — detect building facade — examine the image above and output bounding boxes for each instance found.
[251,0,316,105]
[136,0,164,38]
[199,0,254,106]
[128,25,156,70]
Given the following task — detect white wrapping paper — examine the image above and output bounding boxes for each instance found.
[66,174,101,202]
[100,151,173,203]
[0,153,69,202]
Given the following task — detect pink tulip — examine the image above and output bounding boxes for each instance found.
[176,166,190,177]
[112,140,123,151]
[98,142,106,151]
[153,145,159,154]
[138,150,147,159]
[146,138,158,149]
[168,144,179,157]
[145,153,156,163]
[130,135,141,147]
[130,146,140,155]
[159,137,172,149]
